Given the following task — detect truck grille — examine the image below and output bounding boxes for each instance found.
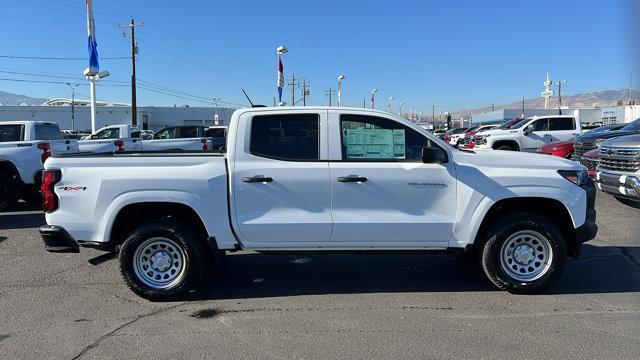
[579,158,598,170]
[597,146,640,172]
[473,135,487,145]
[571,141,597,161]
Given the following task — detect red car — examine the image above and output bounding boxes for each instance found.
[536,140,574,158]
[580,149,599,178]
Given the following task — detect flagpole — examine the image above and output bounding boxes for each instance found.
[277,45,288,106]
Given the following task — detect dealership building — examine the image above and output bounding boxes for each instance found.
[0,98,237,131]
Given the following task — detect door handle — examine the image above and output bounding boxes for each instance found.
[242,175,273,183]
[337,175,367,183]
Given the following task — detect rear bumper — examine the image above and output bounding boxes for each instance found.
[40,225,79,253]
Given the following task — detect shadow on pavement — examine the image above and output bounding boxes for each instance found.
[188,244,639,301]
[0,212,45,230]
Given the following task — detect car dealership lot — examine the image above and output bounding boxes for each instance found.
[0,193,638,359]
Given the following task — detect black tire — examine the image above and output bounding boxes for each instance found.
[0,173,19,211]
[22,185,42,205]
[614,197,640,209]
[495,144,516,151]
[479,213,567,294]
[119,220,205,301]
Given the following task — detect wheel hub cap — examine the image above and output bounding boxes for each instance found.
[513,244,535,265]
[151,251,172,272]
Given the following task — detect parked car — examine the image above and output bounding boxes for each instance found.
[595,134,640,209]
[0,121,78,210]
[205,125,228,151]
[474,115,581,152]
[580,149,599,178]
[39,107,597,300]
[536,124,627,159]
[464,124,498,148]
[572,118,640,162]
[79,124,212,153]
[442,127,468,147]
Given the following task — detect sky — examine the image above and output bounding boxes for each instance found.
[0,0,637,113]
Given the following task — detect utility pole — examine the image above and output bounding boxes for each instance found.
[301,79,310,106]
[287,75,301,106]
[557,80,566,115]
[118,17,143,126]
[432,105,435,123]
[66,83,80,130]
[325,88,335,106]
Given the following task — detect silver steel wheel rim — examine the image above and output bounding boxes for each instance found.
[500,230,553,282]
[133,237,186,289]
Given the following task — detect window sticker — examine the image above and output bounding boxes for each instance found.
[344,128,405,159]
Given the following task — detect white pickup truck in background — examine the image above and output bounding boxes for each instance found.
[79,124,213,153]
[40,107,597,300]
[0,121,78,210]
[473,115,582,151]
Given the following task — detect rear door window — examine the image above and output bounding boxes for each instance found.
[95,128,121,139]
[0,125,24,142]
[34,124,62,140]
[250,114,319,160]
[548,117,575,131]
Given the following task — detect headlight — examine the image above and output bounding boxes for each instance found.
[558,169,589,186]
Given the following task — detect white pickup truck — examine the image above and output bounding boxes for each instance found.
[79,124,211,153]
[0,121,78,210]
[473,115,581,152]
[39,107,597,300]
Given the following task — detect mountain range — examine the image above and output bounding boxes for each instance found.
[451,89,639,119]
[0,90,48,106]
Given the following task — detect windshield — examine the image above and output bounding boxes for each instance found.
[496,120,515,129]
[510,118,532,129]
[621,118,640,132]
[465,126,478,132]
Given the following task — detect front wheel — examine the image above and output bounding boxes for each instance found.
[479,213,566,294]
[119,221,205,301]
[495,144,516,151]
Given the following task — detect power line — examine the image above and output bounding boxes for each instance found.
[0,55,128,61]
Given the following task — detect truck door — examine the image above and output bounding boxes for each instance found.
[231,111,333,245]
[327,112,456,246]
[521,118,550,151]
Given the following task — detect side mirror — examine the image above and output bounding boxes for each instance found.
[90,134,99,139]
[422,147,448,164]
[523,125,533,135]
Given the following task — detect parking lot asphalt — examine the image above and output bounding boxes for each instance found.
[0,193,639,360]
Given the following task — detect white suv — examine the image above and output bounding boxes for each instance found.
[474,115,581,152]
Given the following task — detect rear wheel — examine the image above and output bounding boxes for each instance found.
[119,220,205,301]
[0,173,19,211]
[495,144,516,151]
[479,213,566,294]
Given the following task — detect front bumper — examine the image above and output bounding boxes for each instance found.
[40,225,79,253]
[571,179,598,258]
[595,171,640,199]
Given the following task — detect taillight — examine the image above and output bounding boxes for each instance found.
[114,140,125,151]
[38,143,51,163]
[41,170,61,213]
[201,138,208,151]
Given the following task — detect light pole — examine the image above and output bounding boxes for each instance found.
[337,75,345,107]
[387,96,394,112]
[66,82,80,130]
[371,89,377,109]
[212,96,221,125]
[84,68,110,133]
[557,80,566,115]
[399,102,404,116]
[521,97,526,119]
